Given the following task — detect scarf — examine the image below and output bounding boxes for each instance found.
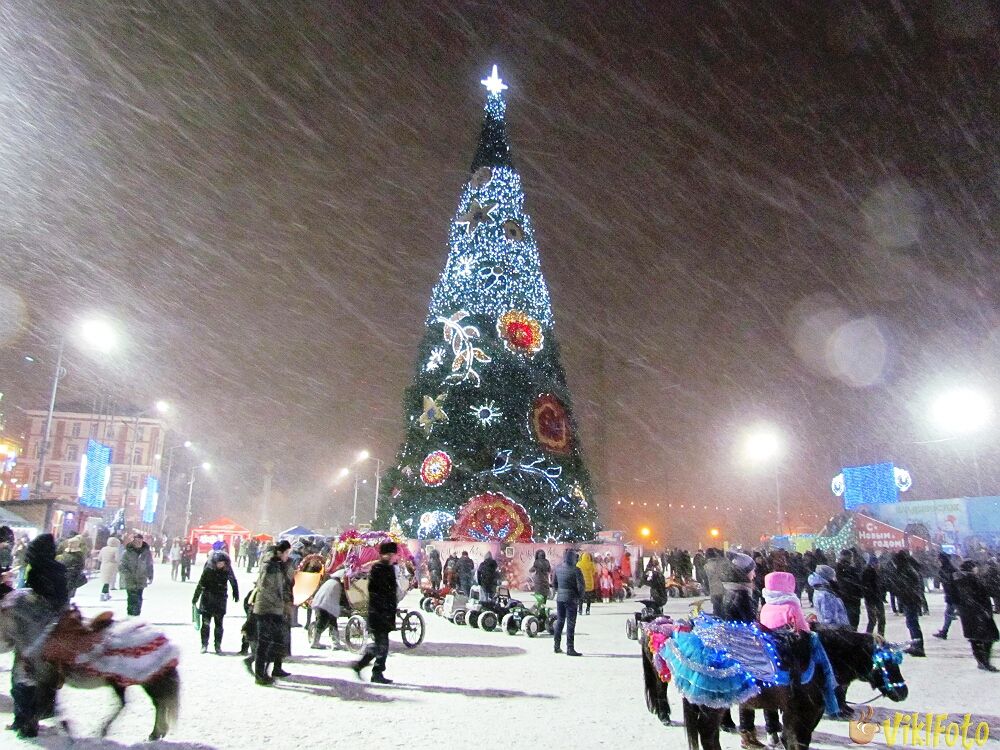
[762,589,801,606]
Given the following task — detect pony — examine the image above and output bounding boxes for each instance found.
[639,623,908,750]
[0,589,180,740]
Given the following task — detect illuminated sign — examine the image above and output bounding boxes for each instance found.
[831,462,911,510]
[139,475,159,523]
[79,440,112,508]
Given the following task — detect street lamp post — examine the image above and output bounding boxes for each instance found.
[121,401,169,516]
[339,450,382,527]
[34,339,65,497]
[158,440,192,536]
[33,318,118,497]
[184,462,212,539]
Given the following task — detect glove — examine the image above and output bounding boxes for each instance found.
[192,596,198,606]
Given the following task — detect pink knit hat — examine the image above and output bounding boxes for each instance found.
[764,571,796,594]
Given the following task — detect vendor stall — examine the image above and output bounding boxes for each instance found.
[188,517,251,554]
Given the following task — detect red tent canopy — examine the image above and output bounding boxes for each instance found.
[189,517,251,554]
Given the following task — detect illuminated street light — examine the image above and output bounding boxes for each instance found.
[639,526,651,538]
[742,423,786,536]
[930,388,993,495]
[931,388,992,436]
[34,316,119,496]
[709,528,720,539]
[77,317,118,354]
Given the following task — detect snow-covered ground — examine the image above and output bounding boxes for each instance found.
[2,563,998,749]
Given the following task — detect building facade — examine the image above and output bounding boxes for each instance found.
[12,408,166,529]
[0,435,21,502]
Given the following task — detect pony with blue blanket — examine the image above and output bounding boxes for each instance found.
[639,614,908,750]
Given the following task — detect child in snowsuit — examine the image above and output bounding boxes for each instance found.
[760,571,843,726]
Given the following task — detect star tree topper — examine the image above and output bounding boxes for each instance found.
[481,64,508,95]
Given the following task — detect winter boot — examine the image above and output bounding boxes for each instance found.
[932,631,947,640]
[973,641,999,672]
[329,624,344,650]
[200,644,208,654]
[310,627,329,650]
[740,729,767,748]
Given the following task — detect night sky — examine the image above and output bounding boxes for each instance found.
[1,2,997,543]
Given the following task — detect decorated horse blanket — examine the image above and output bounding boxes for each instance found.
[39,608,179,687]
[639,616,680,683]
[659,615,790,708]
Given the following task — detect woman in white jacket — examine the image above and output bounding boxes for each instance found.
[309,570,345,649]
[98,537,121,601]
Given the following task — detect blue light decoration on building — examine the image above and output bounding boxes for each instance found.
[79,439,112,509]
[831,462,912,510]
[139,475,159,524]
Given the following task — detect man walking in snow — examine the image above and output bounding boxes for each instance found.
[119,532,155,616]
[552,548,584,656]
[353,541,399,683]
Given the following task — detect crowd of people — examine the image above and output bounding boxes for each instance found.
[683,546,1000,670]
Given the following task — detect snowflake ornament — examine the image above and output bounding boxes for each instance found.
[471,401,503,426]
[425,346,446,372]
[455,255,477,278]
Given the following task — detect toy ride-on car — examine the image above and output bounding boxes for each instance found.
[625,598,664,640]
[420,583,452,613]
[441,590,470,625]
[665,577,703,598]
[501,592,556,637]
[466,585,522,632]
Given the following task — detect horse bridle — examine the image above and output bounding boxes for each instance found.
[869,645,906,694]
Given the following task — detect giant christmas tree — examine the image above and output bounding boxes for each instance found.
[375,67,600,543]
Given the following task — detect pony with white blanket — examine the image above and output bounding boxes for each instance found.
[0,589,180,740]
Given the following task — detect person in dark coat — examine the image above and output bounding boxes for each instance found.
[25,533,68,610]
[835,548,863,629]
[953,560,999,671]
[552,548,584,656]
[57,535,88,600]
[443,552,459,589]
[982,557,1000,614]
[119,533,155,616]
[932,553,960,640]
[645,559,668,608]
[193,551,239,653]
[890,550,925,656]
[0,525,15,574]
[476,552,499,600]
[861,554,886,637]
[352,541,399,683]
[456,551,475,594]
[529,550,552,599]
[12,534,66,737]
[427,549,443,591]
[180,540,195,581]
[248,541,292,684]
[719,552,776,747]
